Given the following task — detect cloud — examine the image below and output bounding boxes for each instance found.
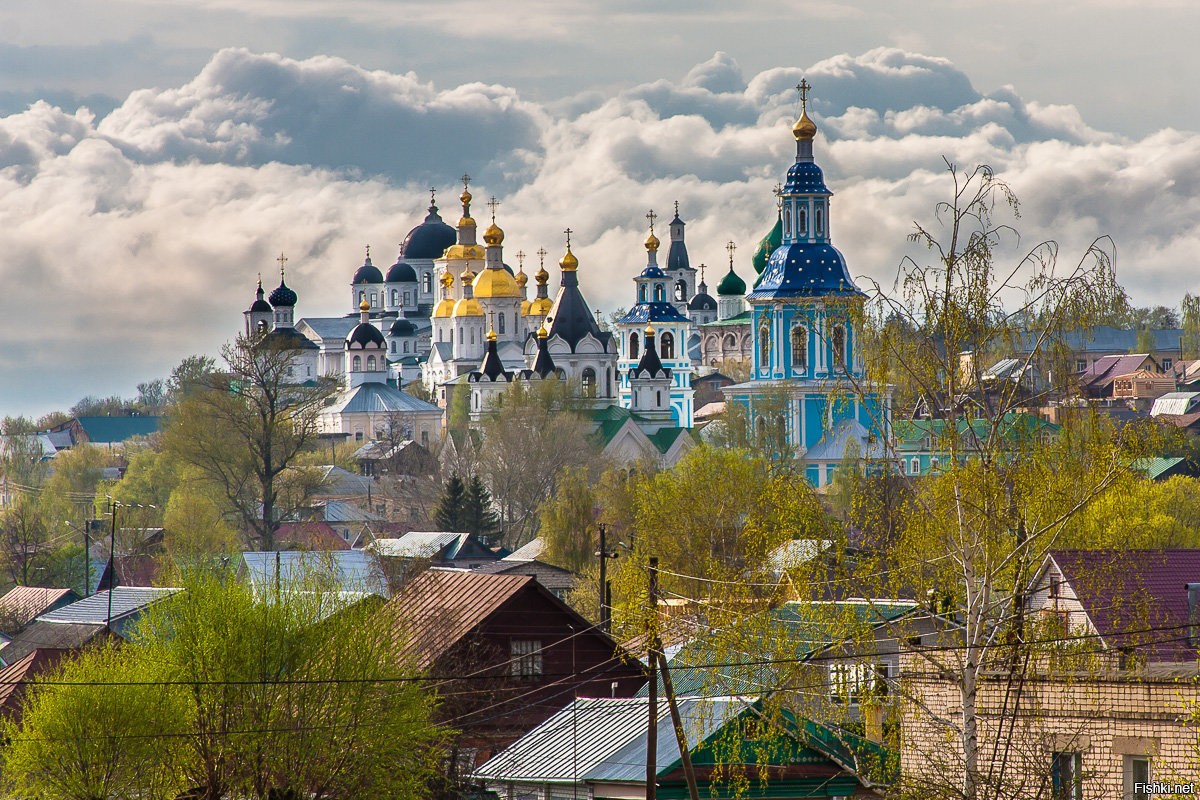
[2,46,1199,415]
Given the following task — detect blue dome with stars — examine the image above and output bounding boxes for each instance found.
[748,242,860,299]
[784,161,830,195]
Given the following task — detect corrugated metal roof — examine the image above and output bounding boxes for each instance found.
[297,316,356,340]
[75,416,161,444]
[372,532,463,559]
[0,621,109,667]
[38,587,180,626]
[239,551,389,599]
[504,537,546,561]
[327,382,441,415]
[473,696,749,783]
[384,570,532,670]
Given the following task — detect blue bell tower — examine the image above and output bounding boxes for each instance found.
[725,80,891,486]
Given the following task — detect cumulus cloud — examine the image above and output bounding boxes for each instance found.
[1,46,1198,414]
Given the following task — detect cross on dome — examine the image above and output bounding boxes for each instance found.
[365,244,371,260]
[645,209,657,235]
[487,196,501,222]
[563,228,573,248]
[461,174,471,190]
[796,78,811,109]
[726,240,737,268]
[277,251,288,276]
[537,247,548,266]
[516,250,525,269]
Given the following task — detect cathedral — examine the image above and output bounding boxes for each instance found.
[238,81,889,481]
[722,82,892,487]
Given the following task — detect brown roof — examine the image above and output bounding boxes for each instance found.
[0,587,79,632]
[0,649,69,717]
[385,570,535,670]
[1154,411,1200,430]
[0,620,109,667]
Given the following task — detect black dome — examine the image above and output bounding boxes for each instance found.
[249,298,273,312]
[687,291,717,311]
[268,279,297,307]
[387,261,418,282]
[402,204,456,260]
[353,257,384,284]
[390,317,417,336]
[347,322,386,348]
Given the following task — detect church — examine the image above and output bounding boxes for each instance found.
[238,81,889,480]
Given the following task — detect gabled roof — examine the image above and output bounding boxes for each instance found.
[38,587,181,626]
[1078,353,1159,392]
[239,551,389,598]
[385,570,550,670]
[370,531,496,562]
[0,620,110,668]
[1041,549,1200,662]
[0,587,80,632]
[327,382,441,416]
[472,559,578,592]
[1013,326,1183,355]
[503,537,546,561]
[314,464,373,495]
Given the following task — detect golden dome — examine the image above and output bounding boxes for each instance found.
[458,215,476,229]
[793,110,817,141]
[536,323,548,338]
[440,272,455,289]
[486,328,497,342]
[483,222,504,246]
[527,296,554,316]
[473,267,521,298]
[359,298,371,312]
[521,299,532,315]
[644,232,660,252]
[433,297,456,318]
[644,323,655,335]
[461,268,477,283]
[460,188,472,206]
[453,297,484,317]
[559,246,579,272]
[535,264,550,284]
[515,269,528,289]
[443,243,485,260]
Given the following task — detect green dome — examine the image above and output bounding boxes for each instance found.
[716,265,746,296]
[751,214,783,275]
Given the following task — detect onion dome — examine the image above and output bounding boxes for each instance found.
[559,246,579,272]
[359,298,370,312]
[483,221,504,246]
[717,265,747,296]
[528,296,553,316]
[402,200,457,259]
[433,272,457,318]
[347,301,386,348]
[386,259,417,283]
[269,273,297,307]
[644,230,660,253]
[753,243,857,298]
[473,269,520,299]
[461,268,477,283]
[793,109,817,141]
[248,279,272,312]
[751,214,783,275]
[535,263,550,284]
[515,269,528,290]
[352,248,384,284]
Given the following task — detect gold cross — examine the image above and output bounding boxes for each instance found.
[461,174,471,190]
[645,209,656,235]
[487,196,501,222]
[537,247,548,267]
[563,228,573,248]
[277,251,288,276]
[796,78,811,110]
[516,250,526,269]
[726,241,737,268]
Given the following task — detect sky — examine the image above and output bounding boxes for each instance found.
[3,0,1200,417]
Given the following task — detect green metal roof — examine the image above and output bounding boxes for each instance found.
[1134,456,1189,481]
[76,416,161,443]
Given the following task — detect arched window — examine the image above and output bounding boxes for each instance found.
[832,325,846,368]
[816,206,824,236]
[654,284,665,302]
[370,292,377,307]
[724,333,736,350]
[390,341,396,353]
[783,206,791,237]
[909,457,920,475]
[799,208,807,236]
[656,390,662,406]
[791,325,807,369]
[582,367,597,398]
[759,324,771,368]
[498,314,506,334]
[606,368,612,397]
[352,355,362,371]
[422,273,432,293]
[639,285,646,303]
[403,341,409,353]
[629,332,640,360]
[674,281,686,302]
[391,290,399,305]
[458,327,463,345]
[367,355,376,371]
[930,456,940,472]
[403,291,410,306]
[358,291,365,303]
[660,332,675,359]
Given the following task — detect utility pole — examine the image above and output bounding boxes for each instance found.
[646,556,658,800]
[83,524,91,596]
[597,524,619,633]
[107,499,117,630]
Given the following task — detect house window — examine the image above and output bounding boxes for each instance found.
[829,662,887,706]
[1052,752,1082,800]
[661,332,675,359]
[1049,575,1061,599]
[510,640,542,680]
[909,457,920,475]
[1075,359,1087,373]
[421,431,429,448]
[1162,358,1173,371]
[815,206,823,236]
[930,457,940,471]
[1125,756,1151,798]
[783,206,791,237]
[391,290,398,305]
[391,341,396,353]
[791,325,807,369]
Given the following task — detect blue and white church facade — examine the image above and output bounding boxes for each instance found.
[615,218,696,427]
[724,84,891,487]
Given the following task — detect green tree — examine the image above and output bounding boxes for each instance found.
[432,474,468,531]
[464,475,502,542]
[1181,292,1200,359]
[165,354,219,405]
[537,466,598,573]
[163,335,337,551]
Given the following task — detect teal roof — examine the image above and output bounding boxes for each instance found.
[1134,456,1189,481]
[647,426,690,454]
[700,310,751,328]
[895,413,1058,452]
[76,416,161,443]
